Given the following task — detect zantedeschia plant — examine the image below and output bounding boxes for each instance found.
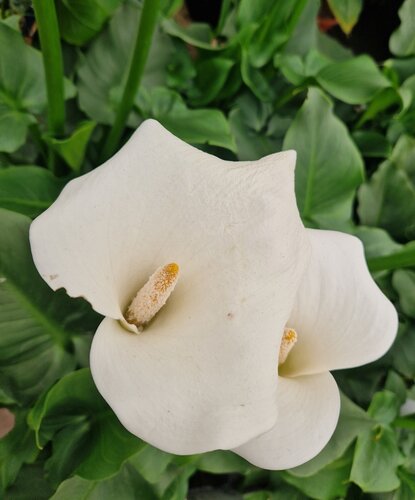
[29,120,398,469]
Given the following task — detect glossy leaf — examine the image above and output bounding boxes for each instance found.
[0,412,38,492]
[390,0,415,57]
[0,209,90,404]
[316,55,390,104]
[351,426,404,492]
[368,391,400,425]
[0,22,75,153]
[283,88,364,225]
[28,369,143,481]
[44,121,96,173]
[229,93,291,160]
[136,87,236,151]
[290,393,372,477]
[327,0,363,35]
[50,464,157,500]
[283,452,352,500]
[56,0,122,46]
[352,131,392,158]
[393,269,415,317]
[77,0,174,125]
[0,166,63,218]
[239,0,308,68]
[358,161,415,241]
[0,23,46,152]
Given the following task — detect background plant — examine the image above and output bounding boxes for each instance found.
[0,0,415,498]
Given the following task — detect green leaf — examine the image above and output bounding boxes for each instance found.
[385,371,408,406]
[0,22,74,153]
[161,465,195,500]
[44,121,96,173]
[56,0,122,46]
[283,88,364,225]
[77,0,174,125]
[50,463,157,500]
[241,50,275,102]
[353,226,402,260]
[367,241,415,272]
[5,463,54,500]
[358,161,415,241]
[0,209,97,404]
[390,134,415,184]
[352,131,392,158]
[351,425,404,492]
[162,19,220,51]
[229,93,291,160]
[356,87,404,127]
[391,323,415,378]
[290,393,372,477]
[316,55,390,104]
[390,0,415,57]
[0,23,46,152]
[28,369,143,481]
[240,0,308,68]
[0,412,38,492]
[0,166,64,217]
[283,451,353,500]
[327,0,363,35]
[190,58,235,106]
[129,445,173,484]
[368,391,400,425]
[393,270,415,317]
[136,87,235,151]
[195,451,251,475]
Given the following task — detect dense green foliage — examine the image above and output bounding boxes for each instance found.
[1,0,415,498]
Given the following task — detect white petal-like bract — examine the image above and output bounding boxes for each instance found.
[30,120,309,454]
[233,372,340,469]
[282,229,398,377]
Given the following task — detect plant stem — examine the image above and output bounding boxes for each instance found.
[367,244,415,272]
[32,0,65,138]
[100,0,161,162]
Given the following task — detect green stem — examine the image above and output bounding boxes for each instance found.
[32,0,65,138]
[367,244,415,272]
[100,0,161,162]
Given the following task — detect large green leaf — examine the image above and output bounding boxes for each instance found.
[0,209,97,404]
[327,0,362,35]
[136,87,236,151]
[28,369,143,481]
[56,0,122,46]
[44,121,96,173]
[0,23,46,152]
[283,451,353,500]
[351,425,404,492]
[283,88,364,226]
[0,23,75,153]
[0,166,64,218]
[316,55,391,105]
[358,161,415,241]
[390,0,415,57]
[238,0,308,68]
[0,412,38,492]
[290,393,372,477]
[393,269,415,317]
[50,464,157,500]
[77,0,174,125]
[229,93,291,160]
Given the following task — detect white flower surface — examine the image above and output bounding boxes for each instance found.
[30,119,398,469]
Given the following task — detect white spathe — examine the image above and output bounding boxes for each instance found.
[29,119,398,468]
[232,229,398,468]
[30,119,310,455]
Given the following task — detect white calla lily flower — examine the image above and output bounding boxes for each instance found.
[29,119,398,469]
